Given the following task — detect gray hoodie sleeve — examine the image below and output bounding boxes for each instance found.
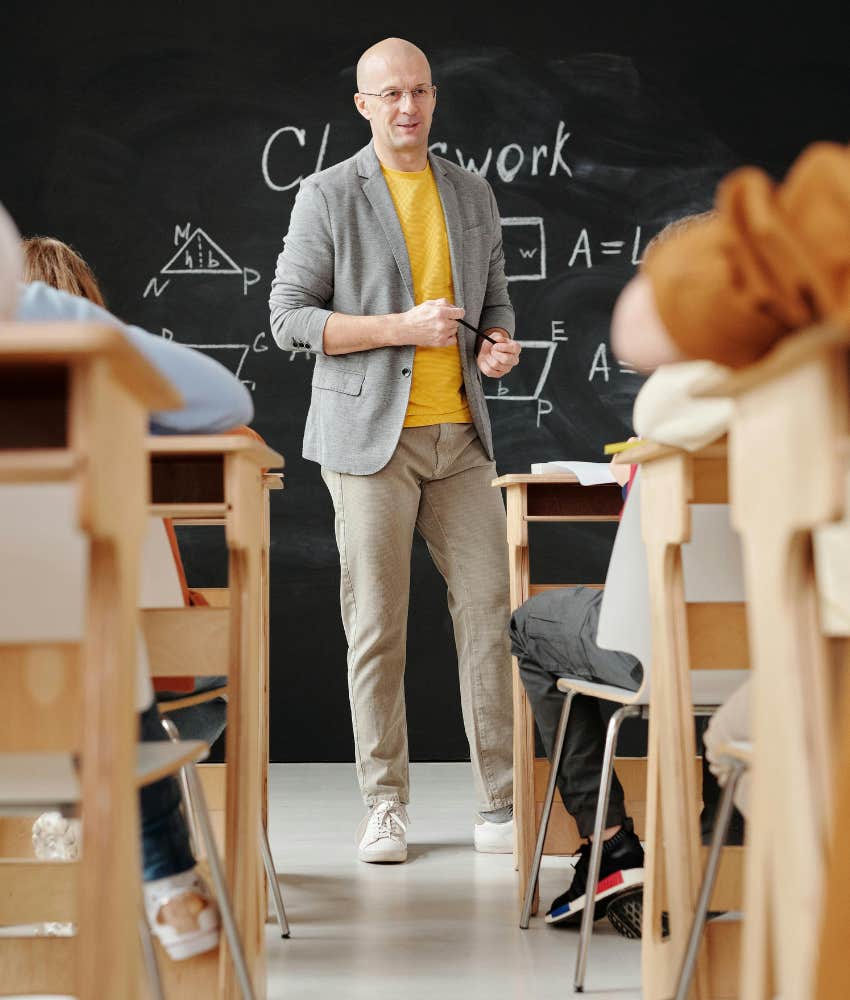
[15,282,254,434]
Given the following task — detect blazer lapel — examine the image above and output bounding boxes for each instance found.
[430,152,465,311]
[357,143,415,305]
[430,153,474,371]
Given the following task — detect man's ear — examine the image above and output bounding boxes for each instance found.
[353,94,371,121]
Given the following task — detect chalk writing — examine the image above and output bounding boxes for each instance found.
[163,225,242,275]
[536,399,553,428]
[568,226,645,268]
[262,123,331,192]
[588,342,640,383]
[147,224,260,298]
[485,340,557,402]
[160,327,269,391]
[551,320,568,342]
[502,217,546,282]
[143,277,171,299]
[261,120,572,191]
[588,342,610,382]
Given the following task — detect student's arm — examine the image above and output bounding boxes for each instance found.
[615,143,850,370]
[15,282,254,434]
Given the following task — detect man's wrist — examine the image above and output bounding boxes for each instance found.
[378,312,406,348]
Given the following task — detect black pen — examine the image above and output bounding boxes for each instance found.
[456,317,500,346]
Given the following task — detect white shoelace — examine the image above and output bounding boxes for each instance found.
[370,801,408,841]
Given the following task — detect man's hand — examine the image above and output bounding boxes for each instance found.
[400,298,465,347]
[476,329,522,378]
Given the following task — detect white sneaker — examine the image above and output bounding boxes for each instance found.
[474,816,514,854]
[357,801,409,863]
[143,866,220,961]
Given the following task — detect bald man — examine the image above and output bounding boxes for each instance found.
[270,38,521,862]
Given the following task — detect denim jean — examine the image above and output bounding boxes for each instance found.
[156,676,228,746]
[139,702,195,882]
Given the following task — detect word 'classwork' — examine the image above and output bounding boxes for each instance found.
[261,121,574,191]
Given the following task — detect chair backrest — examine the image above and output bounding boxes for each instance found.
[0,484,188,753]
[597,471,749,700]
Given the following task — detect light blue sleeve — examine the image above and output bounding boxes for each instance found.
[15,282,254,434]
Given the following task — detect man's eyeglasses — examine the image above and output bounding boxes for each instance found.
[359,85,437,105]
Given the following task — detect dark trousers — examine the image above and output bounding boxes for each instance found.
[139,702,195,881]
[509,587,642,838]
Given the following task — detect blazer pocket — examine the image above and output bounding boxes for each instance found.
[312,369,365,396]
[463,223,488,239]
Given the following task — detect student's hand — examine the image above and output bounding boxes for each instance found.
[477,329,522,379]
[400,298,465,347]
[609,436,638,487]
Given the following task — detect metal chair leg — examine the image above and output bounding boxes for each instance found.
[184,762,257,1000]
[160,716,202,859]
[138,906,166,1000]
[259,820,291,938]
[674,759,747,1000]
[520,690,576,929]
[574,705,635,993]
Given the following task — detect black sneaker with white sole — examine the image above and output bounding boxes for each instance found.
[545,818,645,927]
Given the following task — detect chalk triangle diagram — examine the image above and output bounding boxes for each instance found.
[161,228,242,276]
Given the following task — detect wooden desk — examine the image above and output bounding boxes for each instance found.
[142,436,283,1000]
[697,325,850,1000]
[492,473,623,912]
[0,323,179,1000]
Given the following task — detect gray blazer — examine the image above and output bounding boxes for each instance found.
[269,141,515,475]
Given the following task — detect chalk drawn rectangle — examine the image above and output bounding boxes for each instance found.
[501,217,546,282]
[484,340,556,401]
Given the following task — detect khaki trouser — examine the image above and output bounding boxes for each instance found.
[321,423,513,813]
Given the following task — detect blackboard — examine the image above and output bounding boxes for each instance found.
[3,2,848,763]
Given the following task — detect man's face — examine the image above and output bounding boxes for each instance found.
[354,49,436,158]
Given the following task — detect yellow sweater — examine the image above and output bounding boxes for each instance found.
[382,163,472,426]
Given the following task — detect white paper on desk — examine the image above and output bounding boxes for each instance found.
[596,473,745,668]
[530,460,616,485]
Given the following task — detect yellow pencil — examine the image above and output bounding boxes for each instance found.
[603,439,643,455]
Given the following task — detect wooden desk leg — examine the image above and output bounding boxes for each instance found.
[641,455,709,1000]
[221,457,265,1000]
[260,484,271,913]
[506,486,535,912]
[75,365,147,1000]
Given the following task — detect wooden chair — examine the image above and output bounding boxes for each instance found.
[695,325,850,1000]
[142,436,283,1000]
[0,321,176,999]
[626,439,750,1000]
